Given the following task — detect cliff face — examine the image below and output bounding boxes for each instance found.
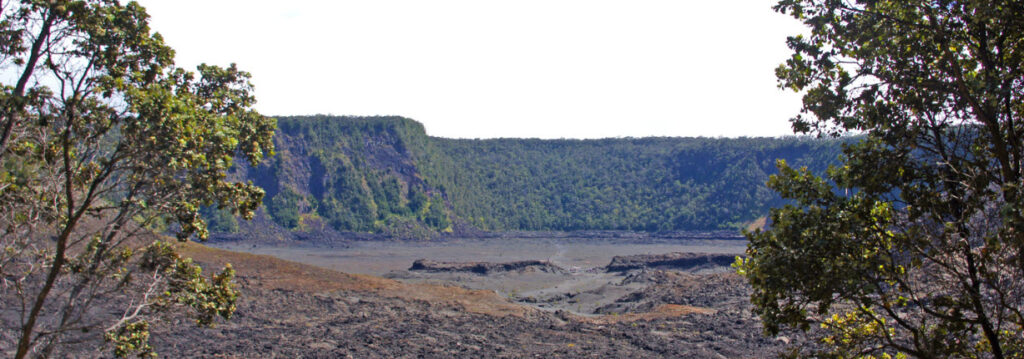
[217,115,449,239]
[209,115,843,239]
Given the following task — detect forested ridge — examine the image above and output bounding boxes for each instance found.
[209,115,844,236]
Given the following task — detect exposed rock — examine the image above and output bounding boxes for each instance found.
[410,259,565,275]
[606,252,738,272]
[151,284,791,359]
[35,242,805,358]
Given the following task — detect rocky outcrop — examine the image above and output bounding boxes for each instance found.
[606,252,738,272]
[409,259,565,275]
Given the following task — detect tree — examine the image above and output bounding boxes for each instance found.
[741,0,1024,357]
[736,0,1024,357]
[0,1,275,357]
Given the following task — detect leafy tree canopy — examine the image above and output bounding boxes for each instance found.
[737,0,1024,357]
[249,115,844,236]
[0,0,274,357]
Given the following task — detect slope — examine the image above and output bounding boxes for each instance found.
[208,115,843,238]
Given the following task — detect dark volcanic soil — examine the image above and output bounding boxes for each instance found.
[36,241,798,358]
[144,244,797,358]
[156,283,783,358]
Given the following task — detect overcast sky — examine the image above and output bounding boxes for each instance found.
[134,0,806,139]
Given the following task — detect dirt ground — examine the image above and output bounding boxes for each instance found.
[212,237,745,275]
[33,237,799,358]
[166,237,798,358]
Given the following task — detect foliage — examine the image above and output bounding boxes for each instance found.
[0,0,273,357]
[201,206,239,233]
[244,115,843,235]
[105,241,239,358]
[252,116,443,234]
[431,136,841,231]
[738,0,1024,357]
[266,185,303,229]
[104,320,154,358]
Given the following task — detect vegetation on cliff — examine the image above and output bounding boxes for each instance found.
[230,115,844,236]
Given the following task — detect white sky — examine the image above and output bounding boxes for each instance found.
[134,0,806,139]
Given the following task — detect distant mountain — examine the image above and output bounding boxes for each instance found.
[206,115,844,239]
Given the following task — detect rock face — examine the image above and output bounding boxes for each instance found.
[410,259,565,275]
[606,252,738,272]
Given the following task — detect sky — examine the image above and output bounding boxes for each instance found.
[134,0,807,139]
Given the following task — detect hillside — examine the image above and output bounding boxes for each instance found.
[207,115,843,238]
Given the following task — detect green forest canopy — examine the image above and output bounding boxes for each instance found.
[217,115,845,234]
